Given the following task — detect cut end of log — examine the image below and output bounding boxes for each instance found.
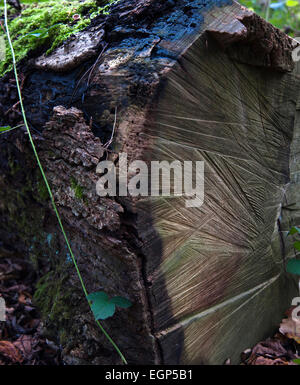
[206,4,296,72]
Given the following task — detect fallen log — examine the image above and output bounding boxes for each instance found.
[0,0,299,364]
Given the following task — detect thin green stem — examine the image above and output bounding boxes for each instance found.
[3,0,127,365]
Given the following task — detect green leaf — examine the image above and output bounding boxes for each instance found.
[289,226,300,235]
[110,296,132,308]
[87,292,132,320]
[87,291,116,320]
[286,0,299,6]
[21,29,49,40]
[0,126,11,132]
[286,259,300,275]
[293,358,300,365]
[294,241,300,251]
[20,25,60,42]
[0,124,23,135]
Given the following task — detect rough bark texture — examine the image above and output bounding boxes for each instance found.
[0,0,299,365]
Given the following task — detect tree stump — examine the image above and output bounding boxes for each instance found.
[0,0,299,364]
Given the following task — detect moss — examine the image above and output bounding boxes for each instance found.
[0,0,117,77]
[1,152,53,266]
[8,155,21,175]
[59,329,68,346]
[0,134,77,344]
[36,173,49,202]
[70,176,84,200]
[29,252,39,271]
[34,269,75,342]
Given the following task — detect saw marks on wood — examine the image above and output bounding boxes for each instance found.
[135,29,299,363]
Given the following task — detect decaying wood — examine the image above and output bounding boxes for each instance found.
[0,0,299,364]
[205,5,296,71]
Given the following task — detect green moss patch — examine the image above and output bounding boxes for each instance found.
[0,0,116,77]
[34,271,73,323]
[70,176,84,200]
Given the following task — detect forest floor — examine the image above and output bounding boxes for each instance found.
[239,328,299,365]
[0,253,299,365]
[0,255,62,365]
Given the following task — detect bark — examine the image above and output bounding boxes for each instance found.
[0,0,299,364]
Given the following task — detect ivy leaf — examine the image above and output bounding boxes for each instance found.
[286,0,299,6]
[87,291,115,320]
[87,291,132,320]
[110,296,132,308]
[289,226,300,235]
[286,259,300,275]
